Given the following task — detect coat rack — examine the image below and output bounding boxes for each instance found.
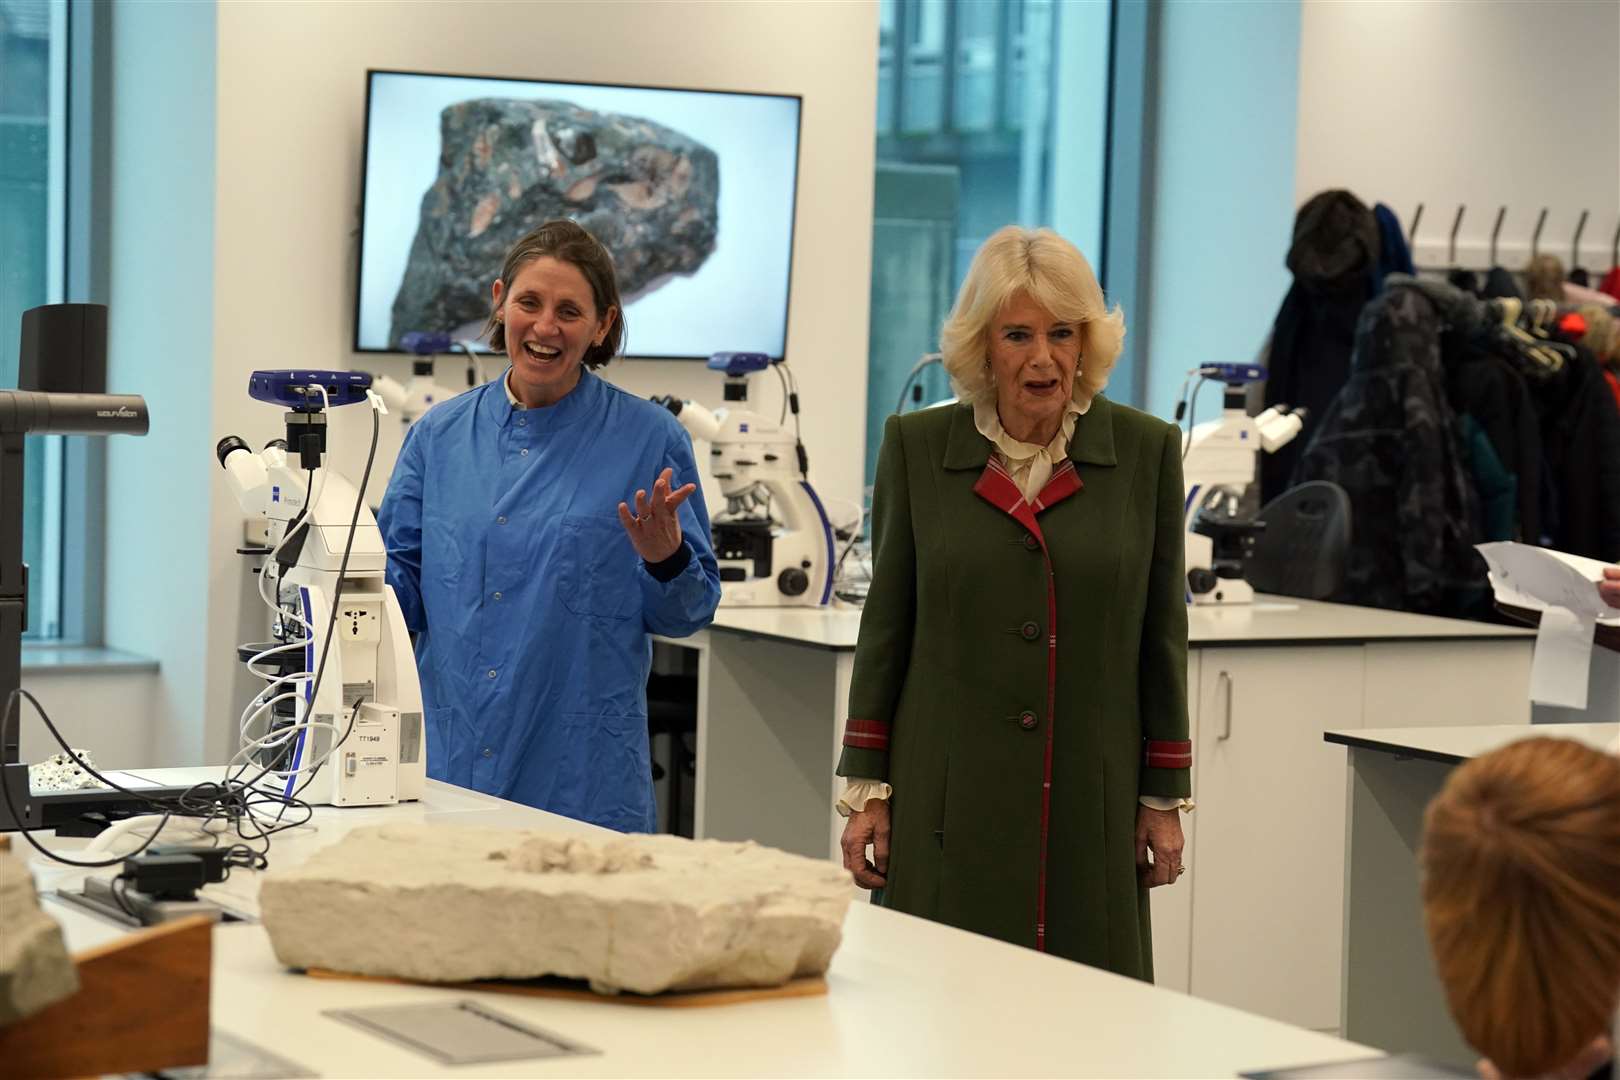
[1404,202,1617,273]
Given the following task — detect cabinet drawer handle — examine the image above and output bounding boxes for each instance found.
[1217,671,1233,741]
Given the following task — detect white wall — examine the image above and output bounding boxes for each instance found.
[1296,0,1620,271]
[18,668,160,767]
[87,0,877,768]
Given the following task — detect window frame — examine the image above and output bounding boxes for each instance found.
[55,0,111,647]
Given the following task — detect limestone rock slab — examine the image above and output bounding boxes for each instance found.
[259,825,852,995]
[0,850,79,1026]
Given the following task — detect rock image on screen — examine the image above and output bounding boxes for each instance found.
[389,98,719,347]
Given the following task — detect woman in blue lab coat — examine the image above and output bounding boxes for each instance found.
[378,220,722,831]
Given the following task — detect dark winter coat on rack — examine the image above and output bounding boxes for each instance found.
[1385,274,1544,546]
[1260,190,1380,503]
[1528,346,1620,561]
[1291,283,1486,618]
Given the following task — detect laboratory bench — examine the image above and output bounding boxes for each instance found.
[23,767,1383,1079]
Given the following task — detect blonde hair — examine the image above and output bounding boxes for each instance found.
[1420,737,1620,1079]
[1576,303,1617,364]
[1523,253,1566,302]
[939,226,1124,409]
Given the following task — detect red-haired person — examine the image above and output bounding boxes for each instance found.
[1421,737,1619,1080]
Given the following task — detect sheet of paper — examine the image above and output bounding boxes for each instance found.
[1476,542,1617,623]
[1528,607,1594,710]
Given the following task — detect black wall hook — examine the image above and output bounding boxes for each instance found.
[1448,205,1465,266]
[1531,207,1548,259]
[1571,210,1588,267]
[1490,206,1507,266]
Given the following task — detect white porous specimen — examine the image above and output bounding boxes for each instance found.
[258,825,852,994]
[0,850,80,1025]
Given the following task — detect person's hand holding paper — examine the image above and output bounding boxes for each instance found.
[1475,543,1616,711]
[1601,566,1620,610]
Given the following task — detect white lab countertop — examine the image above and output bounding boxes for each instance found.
[28,769,1378,1078]
[704,598,1536,651]
[1326,722,1619,765]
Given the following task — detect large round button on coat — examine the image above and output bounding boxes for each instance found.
[1019,710,1038,730]
[1020,621,1039,641]
[1023,534,1039,551]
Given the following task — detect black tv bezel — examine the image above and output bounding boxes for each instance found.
[353,67,805,363]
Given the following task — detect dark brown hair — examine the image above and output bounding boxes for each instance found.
[1420,736,1620,1078]
[484,219,625,369]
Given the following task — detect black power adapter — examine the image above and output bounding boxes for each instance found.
[121,853,208,901]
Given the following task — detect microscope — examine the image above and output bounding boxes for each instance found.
[217,370,425,807]
[656,353,836,606]
[1180,363,1304,606]
[368,331,470,429]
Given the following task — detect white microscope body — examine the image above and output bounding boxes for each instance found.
[1181,365,1304,606]
[369,366,462,429]
[659,355,835,607]
[218,371,425,806]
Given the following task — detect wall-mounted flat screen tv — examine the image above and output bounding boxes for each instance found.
[355,69,803,359]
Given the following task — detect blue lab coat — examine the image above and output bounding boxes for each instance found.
[378,370,721,831]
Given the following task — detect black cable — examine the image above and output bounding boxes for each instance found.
[1181,376,1211,462]
[771,361,789,425]
[1,688,312,871]
[894,355,941,416]
[0,688,175,868]
[781,361,808,477]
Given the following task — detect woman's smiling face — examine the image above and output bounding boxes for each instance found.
[492,255,616,407]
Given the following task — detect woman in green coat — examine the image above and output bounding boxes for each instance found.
[837,225,1191,981]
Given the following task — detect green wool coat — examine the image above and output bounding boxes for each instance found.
[836,396,1191,982]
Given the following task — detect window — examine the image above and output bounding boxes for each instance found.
[864,0,1112,489]
[1,0,68,639]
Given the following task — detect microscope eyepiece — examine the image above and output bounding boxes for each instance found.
[216,435,249,467]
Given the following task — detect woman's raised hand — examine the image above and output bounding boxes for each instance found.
[618,467,696,563]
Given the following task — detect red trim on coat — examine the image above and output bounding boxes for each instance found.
[1144,739,1193,770]
[843,718,892,750]
[970,457,1083,954]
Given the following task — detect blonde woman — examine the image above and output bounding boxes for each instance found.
[836,226,1190,980]
[1421,737,1619,1079]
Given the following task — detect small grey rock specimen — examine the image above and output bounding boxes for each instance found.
[0,849,80,1026]
[259,825,851,995]
[389,98,720,346]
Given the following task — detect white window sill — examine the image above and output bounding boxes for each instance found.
[21,644,160,676]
